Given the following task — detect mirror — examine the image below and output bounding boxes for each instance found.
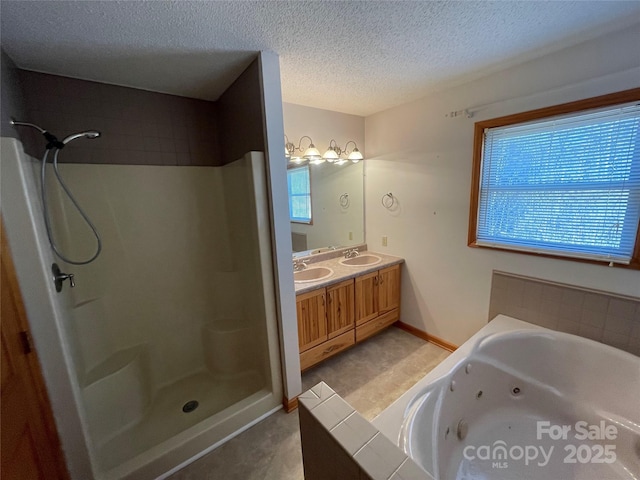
[290,161,364,254]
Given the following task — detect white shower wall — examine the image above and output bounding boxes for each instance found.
[28,155,283,478]
[46,164,256,389]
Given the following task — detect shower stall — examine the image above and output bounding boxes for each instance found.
[2,137,283,479]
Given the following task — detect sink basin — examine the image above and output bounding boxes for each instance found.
[294,266,334,283]
[339,254,382,267]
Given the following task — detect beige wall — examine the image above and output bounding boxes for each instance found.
[365,23,640,346]
[283,102,365,152]
[258,53,301,402]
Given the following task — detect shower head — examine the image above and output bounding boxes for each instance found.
[62,131,101,145]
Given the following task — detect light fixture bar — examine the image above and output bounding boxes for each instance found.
[284,135,364,165]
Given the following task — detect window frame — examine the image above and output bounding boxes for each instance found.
[287,164,313,225]
[468,88,640,270]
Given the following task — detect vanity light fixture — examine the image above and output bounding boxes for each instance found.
[323,139,364,163]
[285,135,324,164]
[285,135,294,158]
[345,141,364,163]
[322,140,341,162]
[284,135,364,165]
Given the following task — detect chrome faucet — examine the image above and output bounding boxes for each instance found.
[293,259,308,271]
[344,248,359,258]
[52,263,75,292]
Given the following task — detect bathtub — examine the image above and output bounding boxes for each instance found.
[373,315,640,480]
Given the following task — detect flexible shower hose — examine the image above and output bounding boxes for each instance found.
[40,148,102,265]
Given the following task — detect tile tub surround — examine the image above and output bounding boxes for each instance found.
[489,271,640,356]
[299,382,434,480]
[294,249,404,294]
[168,327,450,479]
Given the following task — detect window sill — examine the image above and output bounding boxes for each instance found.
[467,241,640,271]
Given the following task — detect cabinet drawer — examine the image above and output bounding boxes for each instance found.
[300,330,355,371]
[355,308,399,343]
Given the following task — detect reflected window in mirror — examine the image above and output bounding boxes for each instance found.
[287,165,312,224]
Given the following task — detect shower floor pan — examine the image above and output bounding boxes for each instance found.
[96,369,265,472]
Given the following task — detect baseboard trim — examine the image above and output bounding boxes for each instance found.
[396,321,458,352]
[283,395,298,413]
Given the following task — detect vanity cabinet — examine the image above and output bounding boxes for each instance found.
[326,279,355,339]
[297,263,401,371]
[354,271,378,324]
[298,279,355,371]
[355,264,401,342]
[355,264,401,324]
[296,288,327,352]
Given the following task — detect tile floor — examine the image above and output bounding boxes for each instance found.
[168,326,450,480]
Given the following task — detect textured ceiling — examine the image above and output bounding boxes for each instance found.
[1,1,639,116]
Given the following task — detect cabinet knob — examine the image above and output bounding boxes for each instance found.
[374,276,379,286]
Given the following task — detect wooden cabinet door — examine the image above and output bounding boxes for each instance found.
[355,271,378,326]
[1,224,69,480]
[378,264,401,314]
[296,288,328,352]
[326,279,355,339]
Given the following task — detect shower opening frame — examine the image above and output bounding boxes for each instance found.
[1,140,284,479]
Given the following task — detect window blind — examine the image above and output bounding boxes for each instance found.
[477,103,640,263]
[287,166,311,223]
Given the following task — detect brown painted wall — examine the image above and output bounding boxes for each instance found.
[1,49,28,139]
[5,53,266,167]
[17,71,222,166]
[217,58,266,165]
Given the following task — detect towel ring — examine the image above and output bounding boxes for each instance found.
[381,192,396,209]
[339,193,349,208]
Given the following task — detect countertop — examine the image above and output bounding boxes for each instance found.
[294,251,404,294]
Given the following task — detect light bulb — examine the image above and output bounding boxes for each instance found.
[322,148,339,162]
[303,144,321,160]
[347,147,363,161]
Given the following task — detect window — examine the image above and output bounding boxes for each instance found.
[287,165,312,224]
[469,89,640,268]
